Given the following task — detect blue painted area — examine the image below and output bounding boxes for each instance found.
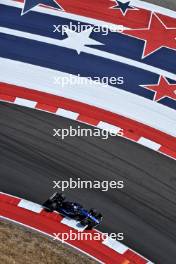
[0,3,176,110]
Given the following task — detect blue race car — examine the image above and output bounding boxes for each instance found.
[43,192,103,229]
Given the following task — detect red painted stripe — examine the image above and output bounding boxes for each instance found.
[0,93,16,102]
[0,197,130,264]
[77,115,100,126]
[0,193,20,205]
[15,0,151,29]
[0,83,176,154]
[123,131,141,141]
[159,146,176,159]
[157,13,176,27]
[124,249,148,264]
[14,0,176,29]
[36,103,58,113]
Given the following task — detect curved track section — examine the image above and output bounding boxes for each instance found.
[0,192,151,264]
[1,88,175,160]
[1,102,176,264]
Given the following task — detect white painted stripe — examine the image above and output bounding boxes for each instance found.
[61,217,87,231]
[1,58,176,137]
[147,261,155,264]
[138,137,161,150]
[18,200,43,213]
[15,98,37,108]
[102,237,128,254]
[1,26,175,81]
[56,108,79,120]
[97,121,121,134]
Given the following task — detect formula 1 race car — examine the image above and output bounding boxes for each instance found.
[43,192,103,229]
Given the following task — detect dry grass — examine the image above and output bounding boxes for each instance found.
[0,220,97,264]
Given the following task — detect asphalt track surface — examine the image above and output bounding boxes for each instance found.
[1,102,176,264]
[1,1,176,264]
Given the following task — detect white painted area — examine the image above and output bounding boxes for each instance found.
[147,261,155,264]
[138,137,161,150]
[1,58,176,137]
[97,121,121,134]
[18,200,43,213]
[15,98,37,108]
[61,217,87,231]
[56,108,79,120]
[1,26,176,80]
[102,237,128,254]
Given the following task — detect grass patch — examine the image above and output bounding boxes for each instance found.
[0,220,97,264]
